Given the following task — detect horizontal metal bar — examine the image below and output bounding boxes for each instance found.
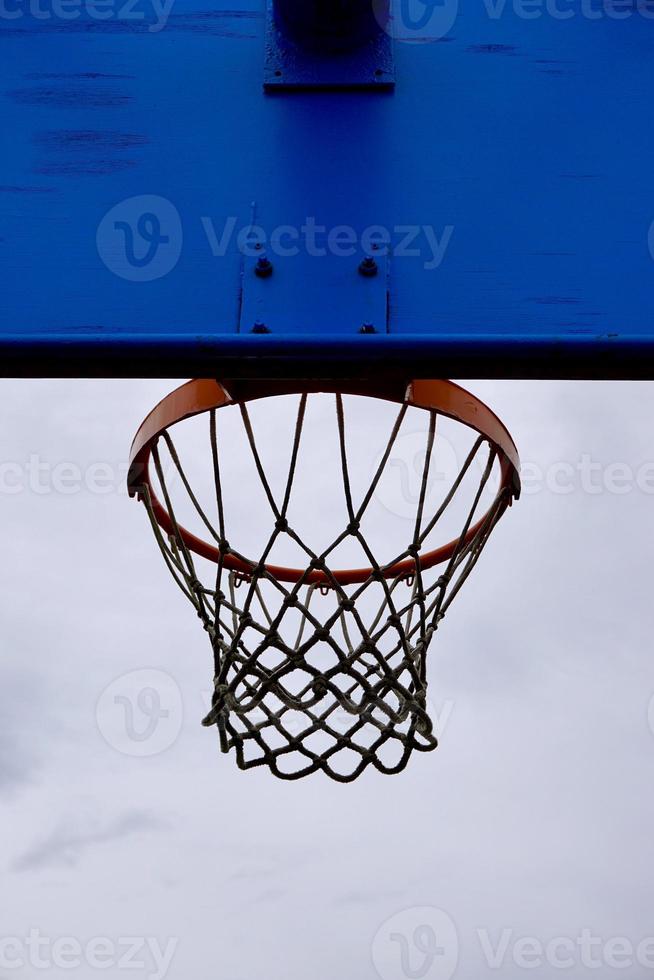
[1,334,654,380]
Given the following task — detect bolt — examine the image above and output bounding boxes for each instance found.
[360,322,376,334]
[255,254,273,278]
[252,321,270,334]
[358,255,378,278]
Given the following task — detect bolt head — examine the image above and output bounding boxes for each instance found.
[358,255,378,277]
[255,255,273,278]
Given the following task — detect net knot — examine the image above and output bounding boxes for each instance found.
[347,520,360,535]
[201,683,233,727]
[214,682,231,702]
[312,678,328,698]
[283,593,299,608]
[406,544,420,560]
[219,538,231,555]
[339,598,355,612]
[275,517,289,532]
[310,557,326,571]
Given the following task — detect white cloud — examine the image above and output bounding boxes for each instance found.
[0,379,653,978]
[12,808,169,872]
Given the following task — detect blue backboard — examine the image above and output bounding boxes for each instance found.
[2,0,654,378]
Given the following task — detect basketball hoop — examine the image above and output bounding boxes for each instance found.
[128,379,520,781]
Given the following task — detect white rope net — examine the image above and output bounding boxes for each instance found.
[134,392,514,781]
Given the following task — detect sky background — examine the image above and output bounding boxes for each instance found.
[1,378,654,980]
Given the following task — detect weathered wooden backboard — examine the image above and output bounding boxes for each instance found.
[1,0,654,377]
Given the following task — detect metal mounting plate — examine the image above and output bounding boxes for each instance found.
[264,0,395,90]
[239,247,390,337]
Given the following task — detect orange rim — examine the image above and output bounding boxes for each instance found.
[128,379,520,585]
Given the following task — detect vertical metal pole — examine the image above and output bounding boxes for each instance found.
[273,0,390,50]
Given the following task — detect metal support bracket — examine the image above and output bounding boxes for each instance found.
[239,246,390,338]
[264,0,395,90]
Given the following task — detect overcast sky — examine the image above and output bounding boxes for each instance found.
[1,378,654,980]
